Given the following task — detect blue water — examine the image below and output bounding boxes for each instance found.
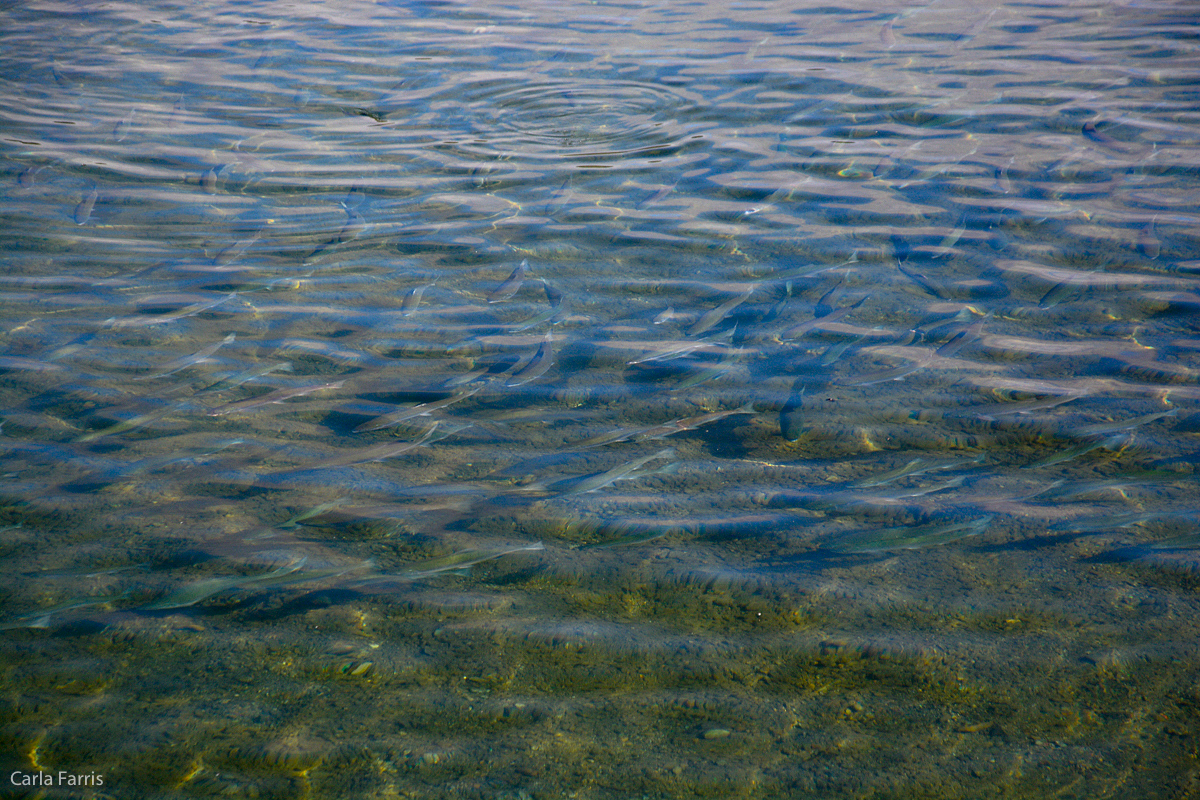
[2,0,1199,796]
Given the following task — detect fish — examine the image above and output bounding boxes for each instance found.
[847,317,984,387]
[896,262,947,300]
[848,355,933,387]
[343,183,368,209]
[307,204,369,259]
[544,176,576,216]
[1138,219,1160,259]
[1073,408,1175,437]
[488,259,528,303]
[819,332,869,367]
[295,420,468,470]
[17,163,47,188]
[637,402,758,440]
[779,383,806,442]
[835,515,993,553]
[214,226,262,266]
[1038,281,1078,309]
[687,287,753,337]
[1027,477,1161,503]
[541,278,565,308]
[106,292,237,328]
[200,165,222,193]
[443,364,493,388]
[277,339,386,368]
[654,307,680,325]
[853,453,983,488]
[168,94,188,128]
[507,333,555,387]
[76,399,197,442]
[507,279,569,331]
[638,179,678,208]
[50,61,71,88]
[360,542,545,585]
[112,108,135,142]
[206,379,345,416]
[675,348,744,390]
[953,6,998,48]
[568,423,665,450]
[932,216,967,258]
[508,300,569,332]
[353,386,481,433]
[529,448,676,495]
[337,203,368,242]
[0,355,64,372]
[196,361,294,395]
[627,328,735,365]
[135,333,235,380]
[569,406,755,450]
[345,107,388,122]
[866,474,968,501]
[281,499,348,528]
[777,381,806,443]
[933,315,988,359]
[145,558,310,610]
[400,283,432,316]
[880,18,896,47]
[285,496,479,526]
[991,159,1014,194]
[1082,121,1117,145]
[106,440,244,480]
[1,593,128,630]
[1053,510,1190,534]
[972,394,1084,421]
[1024,432,1132,469]
[814,280,844,319]
[74,186,98,225]
[780,296,867,340]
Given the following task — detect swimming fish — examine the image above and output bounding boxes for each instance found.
[853,453,983,488]
[353,386,481,433]
[76,399,197,443]
[112,108,135,142]
[507,333,555,387]
[1024,432,1132,469]
[627,328,735,365]
[400,283,433,316]
[779,382,806,442]
[835,515,993,553]
[488,260,528,303]
[1073,408,1175,437]
[145,559,310,610]
[529,448,675,495]
[639,402,757,440]
[136,333,235,380]
[106,292,237,329]
[675,348,744,390]
[207,379,345,416]
[17,163,47,188]
[214,226,263,266]
[197,361,293,395]
[360,542,545,585]
[780,296,867,340]
[688,287,753,337]
[74,186,98,225]
[294,420,470,471]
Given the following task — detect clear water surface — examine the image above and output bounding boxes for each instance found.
[2,0,1200,796]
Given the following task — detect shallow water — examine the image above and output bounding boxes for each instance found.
[3,0,1200,797]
